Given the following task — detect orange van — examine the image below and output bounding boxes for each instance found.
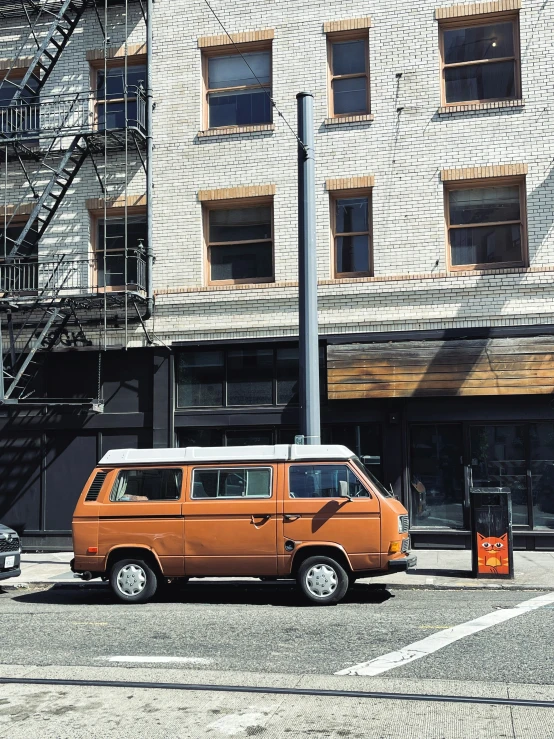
[71,444,415,605]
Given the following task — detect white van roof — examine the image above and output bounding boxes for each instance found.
[99,444,355,466]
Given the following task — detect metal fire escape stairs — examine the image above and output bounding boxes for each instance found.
[0,1,97,406]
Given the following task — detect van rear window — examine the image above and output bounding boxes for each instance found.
[192,468,272,499]
[110,468,183,501]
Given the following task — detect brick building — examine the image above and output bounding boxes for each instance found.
[1,0,554,549]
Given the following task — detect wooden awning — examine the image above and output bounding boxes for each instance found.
[327,336,554,399]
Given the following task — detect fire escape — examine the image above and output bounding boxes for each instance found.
[0,0,149,408]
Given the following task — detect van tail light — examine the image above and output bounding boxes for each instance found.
[87,547,98,554]
[388,541,401,554]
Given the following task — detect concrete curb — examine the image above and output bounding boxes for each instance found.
[2,580,553,592]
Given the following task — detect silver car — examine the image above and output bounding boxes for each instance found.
[0,524,21,581]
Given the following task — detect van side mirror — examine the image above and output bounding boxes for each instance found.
[339,480,352,501]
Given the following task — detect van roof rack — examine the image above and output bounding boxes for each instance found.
[98,444,355,466]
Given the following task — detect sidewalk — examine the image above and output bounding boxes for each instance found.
[3,550,554,590]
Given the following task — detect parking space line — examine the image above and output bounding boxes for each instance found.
[336,591,554,677]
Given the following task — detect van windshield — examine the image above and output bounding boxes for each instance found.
[351,456,393,497]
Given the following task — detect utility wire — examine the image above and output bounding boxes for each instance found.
[201,0,306,151]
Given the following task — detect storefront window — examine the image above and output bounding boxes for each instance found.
[410,425,465,529]
[470,424,528,526]
[530,423,554,530]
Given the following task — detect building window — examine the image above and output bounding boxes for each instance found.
[94,60,146,130]
[94,212,147,289]
[446,179,525,269]
[440,16,520,105]
[327,33,369,117]
[0,219,38,261]
[332,192,372,276]
[0,71,39,138]
[175,345,325,409]
[205,201,273,284]
[204,47,272,129]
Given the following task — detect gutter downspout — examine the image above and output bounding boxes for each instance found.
[143,0,154,322]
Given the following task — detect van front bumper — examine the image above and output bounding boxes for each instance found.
[387,554,417,573]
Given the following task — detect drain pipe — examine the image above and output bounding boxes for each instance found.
[143,0,154,322]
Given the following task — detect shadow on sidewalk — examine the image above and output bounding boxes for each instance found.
[409,568,473,579]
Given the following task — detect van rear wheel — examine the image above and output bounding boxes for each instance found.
[297,556,349,605]
[110,558,158,604]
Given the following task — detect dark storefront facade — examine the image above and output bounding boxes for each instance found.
[2,331,554,550]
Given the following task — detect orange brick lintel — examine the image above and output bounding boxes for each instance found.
[440,164,527,182]
[198,29,274,49]
[198,185,276,202]
[86,195,147,211]
[0,202,34,217]
[323,17,372,33]
[86,43,147,62]
[0,57,34,72]
[435,0,520,21]
[326,176,375,191]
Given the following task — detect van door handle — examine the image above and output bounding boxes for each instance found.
[251,514,271,523]
[284,514,301,522]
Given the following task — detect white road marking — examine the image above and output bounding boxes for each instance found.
[208,712,269,736]
[96,656,213,664]
[336,591,554,677]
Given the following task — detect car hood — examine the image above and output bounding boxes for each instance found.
[0,523,18,537]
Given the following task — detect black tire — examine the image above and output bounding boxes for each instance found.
[110,557,158,604]
[297,556,349,605]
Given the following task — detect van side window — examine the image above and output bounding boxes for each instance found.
[192,468,272,499]
[110,468,183,501]
[289,465,370,498]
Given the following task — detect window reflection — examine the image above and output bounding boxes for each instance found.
[530,423,554,530]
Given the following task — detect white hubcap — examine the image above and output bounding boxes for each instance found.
[117,564,147,596]
[305,564,338,598]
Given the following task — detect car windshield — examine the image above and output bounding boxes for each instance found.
[351,456,393,497]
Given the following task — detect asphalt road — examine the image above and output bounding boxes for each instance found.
[1,581,554,737]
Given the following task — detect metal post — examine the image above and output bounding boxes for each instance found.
[0,317,4,402]
[297,92,320,445]
[143,0,154,321]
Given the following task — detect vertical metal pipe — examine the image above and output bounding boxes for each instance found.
[143,0,154,320]
[297,92,320,445]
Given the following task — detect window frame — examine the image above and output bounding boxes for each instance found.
[89,204,147,292]
[202,41,273,131]
[326,30,370,119]
[109,467,184,502]
[190,465,274,500]
[203,196,275,286]
[90,55,147,131]
[444,175,527,272]
[330,188,373,278]
[439,13,521,107]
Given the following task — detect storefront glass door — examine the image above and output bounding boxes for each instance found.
[529,423,554,530]
[469,425,528,526]
[410,425,465,529]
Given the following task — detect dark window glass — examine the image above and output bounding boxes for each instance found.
[332,40,366,75]
[210,243,273,281]
[210,207,271,243]
[97,215,146,286]
[335,197,370,275]
[325,424,382,482]
[470,425,528,525]
[410,424,465,529]
[289,464,368,498]
[450,223,521,266]
[176,428,224,447]
[0,222,38,260]
[332,77,367,115]
[176,351,224,407]
[110,468,182,501]
[449,186,522,267]
[225,429,274,446]
[445,61,515,103]
[96,65,146,129]
[227,348,273,405]
[443,23,514,65]
[276,347,299,405]
[529,423,554,530]
[192,467,272,498]
[207,52,271,127]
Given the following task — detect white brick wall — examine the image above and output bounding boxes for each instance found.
[2,0,554,348]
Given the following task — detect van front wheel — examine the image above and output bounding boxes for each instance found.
[110,558,158,604]
[297,556,349,605]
